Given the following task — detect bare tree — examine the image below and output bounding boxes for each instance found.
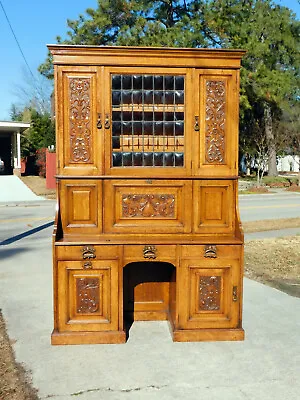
[11,66,53,115]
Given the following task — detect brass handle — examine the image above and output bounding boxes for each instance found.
[104,114,110,129]
[143,245,157,259]
[194,116,200,131]
[97,114,102,129]
[81,246,96,260]
[233,286,238,302]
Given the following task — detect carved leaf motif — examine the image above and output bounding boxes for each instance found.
[199,276,221,311]
[122,194,175,218]
[69,78,92,163]
[205,80,226,164]
[76,277,99,313]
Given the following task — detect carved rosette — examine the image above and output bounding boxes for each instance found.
[205,80,226,164]
[199,276,221,311]
[122,194,175,218]
[69,78,92,163]
[76,278,99,313]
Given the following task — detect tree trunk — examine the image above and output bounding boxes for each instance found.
[264,103,278,176]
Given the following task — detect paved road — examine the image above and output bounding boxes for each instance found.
[239,191,300,222]
[0,201,55,244]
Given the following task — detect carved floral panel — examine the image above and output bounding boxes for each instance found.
[69,78,92,163]
[76,277,99,313]
[199,276,221,311]
[122,194,175,218]
[205,80,226,164]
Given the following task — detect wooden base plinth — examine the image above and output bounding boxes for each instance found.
[51,330,126,345]
[171,328,245,342]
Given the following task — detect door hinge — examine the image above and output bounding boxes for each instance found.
[232,286,238,302]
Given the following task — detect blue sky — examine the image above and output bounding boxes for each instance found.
[0,0,299,120]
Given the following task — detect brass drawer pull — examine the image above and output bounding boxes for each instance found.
[204,245,217,258]
[82,246,96,260]
[143,245,157,259]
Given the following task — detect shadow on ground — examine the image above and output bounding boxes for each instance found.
[0,221,54,246]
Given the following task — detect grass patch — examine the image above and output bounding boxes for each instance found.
[20,176,56,199]
[243,218,300,233]
[245,236,300,297]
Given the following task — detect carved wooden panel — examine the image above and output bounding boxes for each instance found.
[122,194,175,218]
[193,180,234,234]
[205,80,226,164]
[69,78,92,163]
[179,260,239,329]
[194,70,238,176]
[104,180,192,233]
[59,67,101,175]
[199,276,221,311]
[76,277,100,313]
[57,261,119,332]
[60,180,102,234]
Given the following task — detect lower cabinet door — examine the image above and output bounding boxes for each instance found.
[179,258,240,329]
[57,260,119,332]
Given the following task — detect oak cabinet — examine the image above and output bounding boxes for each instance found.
[50,45,245,344]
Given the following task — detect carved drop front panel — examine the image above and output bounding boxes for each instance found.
[57,261,119,332]
[59,68,101,175]
[122,194,175,218]
[195,70,238,176]
[104,180,192,233]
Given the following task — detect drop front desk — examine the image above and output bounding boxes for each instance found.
[49,45,246,344]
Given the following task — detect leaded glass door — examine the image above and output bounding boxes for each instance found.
[104,68,191,176]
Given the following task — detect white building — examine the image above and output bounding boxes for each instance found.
[0,121,30,174]
[277,155,300,173]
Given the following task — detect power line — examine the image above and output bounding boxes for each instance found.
[0,0,35,81]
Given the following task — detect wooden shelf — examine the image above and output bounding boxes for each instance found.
[114,135,184,152]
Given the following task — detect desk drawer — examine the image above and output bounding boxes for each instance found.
[123,244,177,262]
[181,245,241,260]
[56,245,120,261]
